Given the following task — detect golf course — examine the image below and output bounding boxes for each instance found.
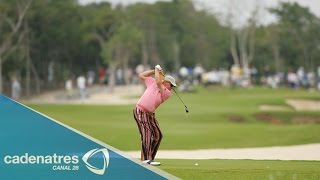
[27,87,320,179]
[2,0,320,179]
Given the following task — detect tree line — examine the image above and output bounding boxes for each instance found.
[1,0,319,96]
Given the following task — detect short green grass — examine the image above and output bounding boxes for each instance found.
[27,87,320,179]
[28,87,320,150]
[159,159,320,180]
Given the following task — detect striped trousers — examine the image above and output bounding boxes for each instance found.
[133,107,163,161]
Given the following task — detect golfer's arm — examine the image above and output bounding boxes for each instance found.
[139,70,154,81]
[155,68,164,92]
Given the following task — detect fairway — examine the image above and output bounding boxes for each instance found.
[27,87,320,179]
[28,87,320,150]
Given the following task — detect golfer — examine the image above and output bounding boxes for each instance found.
[133,65,177,166]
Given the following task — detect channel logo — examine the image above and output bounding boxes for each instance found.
[3,148,110,175]
[82,148,109,175]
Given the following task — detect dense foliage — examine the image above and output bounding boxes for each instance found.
[0,0,319,94]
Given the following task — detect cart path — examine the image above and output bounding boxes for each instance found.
[125,143,320,161]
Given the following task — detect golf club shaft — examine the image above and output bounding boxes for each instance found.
[157,68,189,112]
[172,88,189,109]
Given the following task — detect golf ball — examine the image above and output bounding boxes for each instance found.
[195,163,198,166]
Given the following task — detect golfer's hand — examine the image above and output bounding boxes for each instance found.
[155,65,165,75]
[155,65,162,71]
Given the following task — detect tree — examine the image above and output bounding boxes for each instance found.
[226,0,261,69]
[80,3,121,91]
[101,21,143,91]
[270,2,320,70]
[0,0,31,93]
[28,0,85,86]
[127,3,165,68]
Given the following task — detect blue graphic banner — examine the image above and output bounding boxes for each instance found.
[0,95,177,180]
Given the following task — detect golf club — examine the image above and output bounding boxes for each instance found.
[172,88,189,113]
[157,67,189,113]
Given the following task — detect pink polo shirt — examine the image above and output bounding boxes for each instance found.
[137,77,171,113]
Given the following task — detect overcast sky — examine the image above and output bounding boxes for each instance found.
[78,0,320,27]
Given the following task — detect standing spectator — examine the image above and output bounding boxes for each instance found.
[307,71,316,89]
[134,64,145,84]
[179,66,189,80]
[230,64,242,86]
[98,66,106,85]
[116,68,124,85]
[297,66,307,88]
[193,64,204,85]
[220,68,230,87]
[242,65,251,88]
[249,65,258,85]
[261,65,271,86]
[65,78,73,99]
[125,68,133,85]
[317,66,320,91]
[11,77,21,100]
[48,61,54,88]
[77,75,86,100]
[287,69,298,89]
[87,70,95,87]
